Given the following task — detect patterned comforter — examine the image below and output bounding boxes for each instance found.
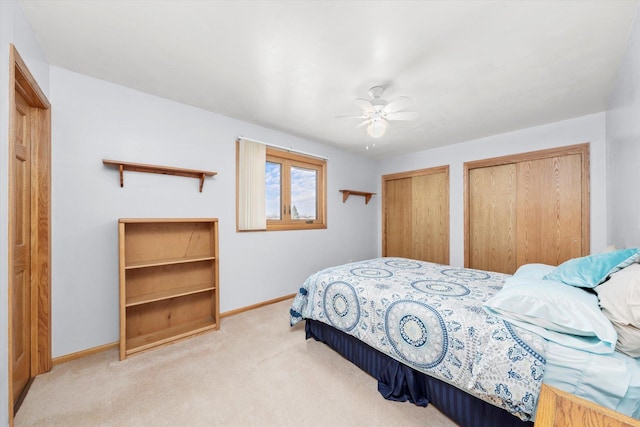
[290,258,547,421]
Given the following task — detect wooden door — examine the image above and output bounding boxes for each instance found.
[384,177,412,258]
[464,144,589,274]
[8,44,52,422]
[468,164,517,274]
[516,154,583,266]
[412,173,449,264]
[382,166,450,264]
[11,91,32,405]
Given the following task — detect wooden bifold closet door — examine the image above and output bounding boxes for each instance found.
[383,166,449,265]
[468,163,517,274]
[465,144,589,275]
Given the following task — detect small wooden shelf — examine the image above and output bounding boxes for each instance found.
[103,159,217,192]
[125,256,216,270]
[339,189,376,204]
[126,283,215,307]
[125,319,217,356]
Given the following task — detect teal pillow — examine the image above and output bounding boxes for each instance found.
[543,248,640,288]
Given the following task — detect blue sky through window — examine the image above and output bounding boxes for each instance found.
[266,162,317,220]
[266,162,281,219]
[291,167,317,219]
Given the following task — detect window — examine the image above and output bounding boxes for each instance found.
[265,147,326,230]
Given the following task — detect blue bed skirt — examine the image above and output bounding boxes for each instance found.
[305,319,533,427]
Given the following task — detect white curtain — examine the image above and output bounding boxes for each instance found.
[237,138,267,231]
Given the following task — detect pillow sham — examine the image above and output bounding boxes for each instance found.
[610,322,640,358]
[484,277,617,354]
[595,262,640,357]
[512,263,556,279]
[503,263,556,288]
[543,248,640,288]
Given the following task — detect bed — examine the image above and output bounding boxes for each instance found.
[289,255,640,426]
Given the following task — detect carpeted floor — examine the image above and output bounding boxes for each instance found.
[15,299,457,426]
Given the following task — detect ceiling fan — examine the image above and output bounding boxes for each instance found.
[336,86,418,138]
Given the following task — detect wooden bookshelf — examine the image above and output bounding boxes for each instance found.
[118,218,219,359]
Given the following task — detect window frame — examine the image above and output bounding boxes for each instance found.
[266,147,327,231]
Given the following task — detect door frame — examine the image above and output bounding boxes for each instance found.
[7,44,52,421]
[463,143,590,268]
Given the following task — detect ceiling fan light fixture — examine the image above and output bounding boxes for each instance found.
[367,118,388,138]
[336,85,415,139]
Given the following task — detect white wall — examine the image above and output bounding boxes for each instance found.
[50,66,378,357]
[606,7,640,248]
[376,113,609,266]
[1,1,636,424]
[0,0,50,425]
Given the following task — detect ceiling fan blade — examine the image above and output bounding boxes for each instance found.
[355,98,374,113]
[356,119,371,129]
[334,115,368,119]
[384,96,412,113]
[385,111,418,121]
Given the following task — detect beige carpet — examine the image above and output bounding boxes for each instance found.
[15,299,456,426]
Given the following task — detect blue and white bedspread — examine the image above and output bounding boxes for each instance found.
[290,257,548,421]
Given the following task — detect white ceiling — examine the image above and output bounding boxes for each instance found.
[19,0,639,158]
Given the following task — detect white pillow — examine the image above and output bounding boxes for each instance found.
[610,321,640,357]
[503,263,555,288]
[513,263,557,279]
[595,263,640,357]
[484,277,617,354]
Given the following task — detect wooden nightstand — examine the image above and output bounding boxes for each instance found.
[535,384,640,427]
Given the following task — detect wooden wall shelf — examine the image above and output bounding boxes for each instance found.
[339,189,376,204]
[103,159,217,192]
